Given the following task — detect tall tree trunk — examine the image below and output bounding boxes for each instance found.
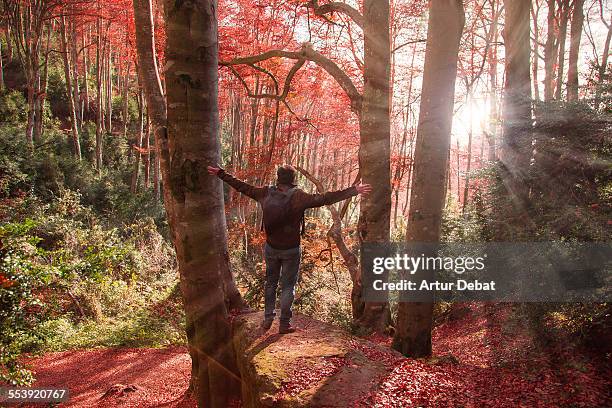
[106,45,112,131]
[122,62,131,140]
[531,1,541,101]
[502,0,533,209]
[488,0,500,160]
[393,0,465,358]
[163,0,240,405]
[143,116,151,188]
[131,89,145,193]
[83,28,90,116]
[153,141,161,200]
[462,115,473,214]
[554,0,570,100]
[4,27,13,62]
[133,0,243,405]
[69,18,81,130]
[566,0,584,101]
[60,17,82,160]
[355,0,392,333]
[393,107,410,228]
[25,82,36,146]
[593,14,611,108]
[544,0,557,101]
[0,41,4,91]
[34,23,51,141]
[95,16,103,173]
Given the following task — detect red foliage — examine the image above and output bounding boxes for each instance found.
[276,356,348,399]
[360,303,611,407]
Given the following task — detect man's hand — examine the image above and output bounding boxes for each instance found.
[355,184,372,196]
[207,166,221,176]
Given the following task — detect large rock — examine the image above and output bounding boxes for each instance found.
[232,311,402,407]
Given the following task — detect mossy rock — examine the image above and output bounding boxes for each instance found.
[232,312,403,407]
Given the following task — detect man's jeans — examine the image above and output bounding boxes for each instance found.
[264,243,301,325]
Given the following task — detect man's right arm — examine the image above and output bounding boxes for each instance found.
[209,167,267,201]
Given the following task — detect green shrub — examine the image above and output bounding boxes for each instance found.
[0,90,27,124]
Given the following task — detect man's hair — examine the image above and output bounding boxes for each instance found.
[277,165,296,186]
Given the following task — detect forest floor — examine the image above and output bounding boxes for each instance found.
[21,303,610,407]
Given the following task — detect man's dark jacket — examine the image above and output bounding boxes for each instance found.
[217,169,358,250]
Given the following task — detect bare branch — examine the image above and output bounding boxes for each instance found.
[220,43,363,113]
[308,0,364,29]
[392,39,426,53]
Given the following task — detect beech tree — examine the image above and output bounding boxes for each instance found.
[501,0,532,208]
[393,0,465,357]
[132,0,243,405]
[567,0,584,101]
[59,15,82,160]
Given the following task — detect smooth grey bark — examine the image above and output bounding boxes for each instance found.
[393,0,465,358]
[354,0,393,333]
[163,1,240,405]
[566,0,584,101]
[501,0,533,208]
[60,17,82,160]
[133,0,244,405]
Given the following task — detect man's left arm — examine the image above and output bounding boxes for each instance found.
[298,184,371,209]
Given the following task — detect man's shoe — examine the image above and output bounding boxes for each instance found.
[261,318,273,330]
[279,324,296,334]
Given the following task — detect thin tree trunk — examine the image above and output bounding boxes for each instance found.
[393,0,465,358]
[153,140,160,200]
[60,17,82,160]
[456,140,461,197]
[593,13,611,108]
[555,0,570,100]
[69,18,81,129]
[143,116,150,188]
[531,1,541,101]
[0,41,4,91]
[95,15,103,173]
[488,0,500,160]
[131,89,145,193]
[462,116,473,214]
[4,27,13,62]
[122,62,131,140]
[106,45,112,131]
[566,0,584,101]
[544,0,557,101]
[34,23,51,141]
[25,84,36,146]
[83,28,90,115]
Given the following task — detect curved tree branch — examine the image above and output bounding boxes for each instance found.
[220,43,363,113]
[309,0,365,29]
[296,165,360,285]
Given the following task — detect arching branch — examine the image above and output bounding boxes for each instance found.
[220,43,363,114]
[296,166,361,287]
[308,0,365,29]
[226,59,305,101]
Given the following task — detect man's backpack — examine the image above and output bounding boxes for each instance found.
[261,186,305,235]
